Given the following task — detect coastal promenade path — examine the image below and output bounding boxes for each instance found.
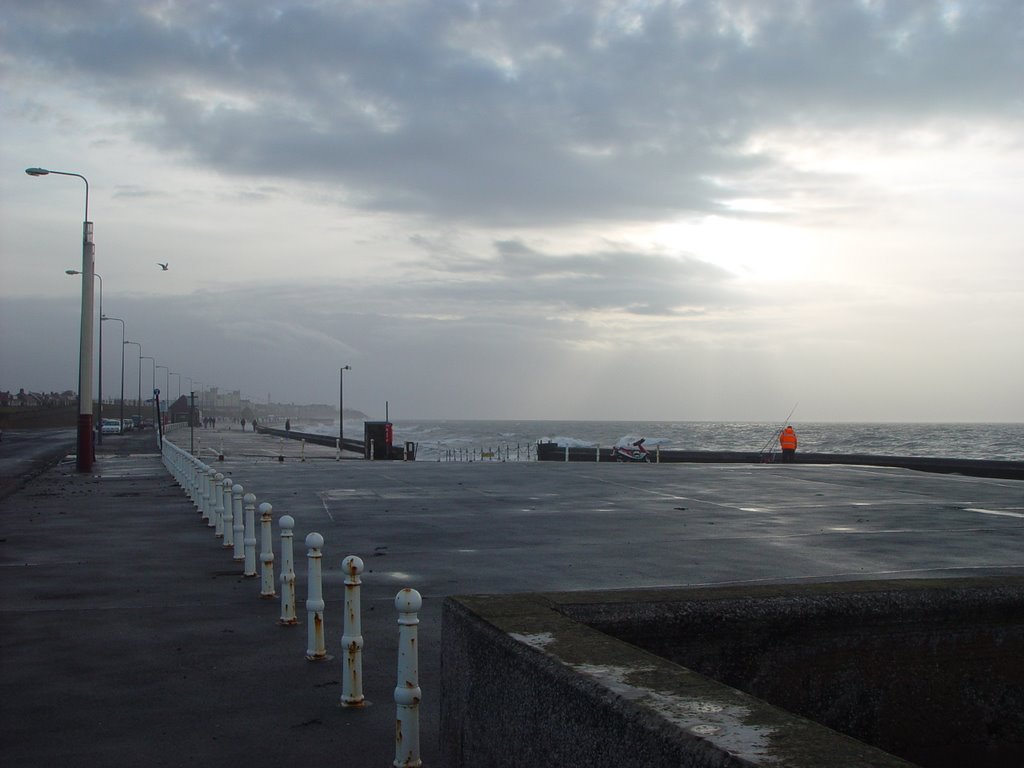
[2,426,1022,766]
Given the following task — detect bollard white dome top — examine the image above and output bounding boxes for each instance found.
[258,502,273,514]
[305,531,324,549]
[279,514,295,529]
[214,472,224,480]
[223,477,233,487]
[243,492,256,503]
[232,484,243,493]
[343,554,364,575]
[395,588,422,613]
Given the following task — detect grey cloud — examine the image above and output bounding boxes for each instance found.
[404,238,739,316]
[5,1,1022,224]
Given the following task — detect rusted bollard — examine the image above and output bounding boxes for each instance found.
[394,588,423,767]
[232,485,245,560]
[305,532,329,661]
[217,477,232,538]
[259,502,276,598]
[278,438,284,463]
[278,515,298,625]
[243,493,257,576]
[340,555,365,707]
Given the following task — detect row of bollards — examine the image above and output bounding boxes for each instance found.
[436,442,536,462]
[161,438,423,767]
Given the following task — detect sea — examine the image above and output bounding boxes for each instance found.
[305,420,1024,463]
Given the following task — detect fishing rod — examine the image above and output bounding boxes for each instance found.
[760,402,799,456]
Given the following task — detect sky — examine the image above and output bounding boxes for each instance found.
[1,0,1022,423]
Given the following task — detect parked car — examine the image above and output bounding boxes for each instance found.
[101,419,121,434]
[122,419,134,432]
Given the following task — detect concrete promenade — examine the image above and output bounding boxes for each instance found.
[2,426,1022,766]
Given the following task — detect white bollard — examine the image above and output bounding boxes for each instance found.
[232,485,245,561]
[394,588,423,767]
[305,532,329,661]
[340,555,365,707]
[222,482,235,549]
[259,502,276,598]
[217,477,232,538]
[243,493,258,577]
[211,471,223,529]
[301,439,306,462]
[596,445,600,462]
[191,460,204,514]
[204,467,216,523]
[564,445,570,462]
[335,439,341,461]
[278,515,298,626]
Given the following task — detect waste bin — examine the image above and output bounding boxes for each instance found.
[404,441,416,461]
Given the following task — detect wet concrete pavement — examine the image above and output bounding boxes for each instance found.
[1,425,1022,766]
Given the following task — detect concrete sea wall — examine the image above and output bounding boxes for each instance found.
[441,578,1024,767]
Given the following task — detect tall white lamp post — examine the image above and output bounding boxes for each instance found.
[104,315,126,433]
[339,365,351,452]
[124,341,142,424]
[65,268,103,444]
[30,167,94,470]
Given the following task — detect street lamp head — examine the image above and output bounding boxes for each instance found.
[66,269,80,275]
[25,167,50,177]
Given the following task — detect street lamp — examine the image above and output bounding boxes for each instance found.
[169,371,180,402]
[124,341,142,424]
[103,315,126,433]
[30,167,94,471]
[66,268,103,444]
[141,357,155,423]
[155,365,169,425]
[339,364,352,452]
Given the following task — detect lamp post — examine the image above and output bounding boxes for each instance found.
[30,167,94,471]
[169,371,180,402]
[66,269,104,444]
[124,341,142,424]
[339,365,352,452]
[141,357,155,410]
[156,365,168,426]
[103,315,126,433]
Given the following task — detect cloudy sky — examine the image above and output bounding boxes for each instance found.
[2,0,1022,422]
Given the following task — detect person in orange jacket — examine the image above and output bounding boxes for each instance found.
[779,425,798,462]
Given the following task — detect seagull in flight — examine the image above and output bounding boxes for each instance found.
[157,262,169,271]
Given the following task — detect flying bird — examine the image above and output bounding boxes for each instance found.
[157,262,169,271]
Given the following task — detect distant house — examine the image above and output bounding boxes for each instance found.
[167,395,200,426]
